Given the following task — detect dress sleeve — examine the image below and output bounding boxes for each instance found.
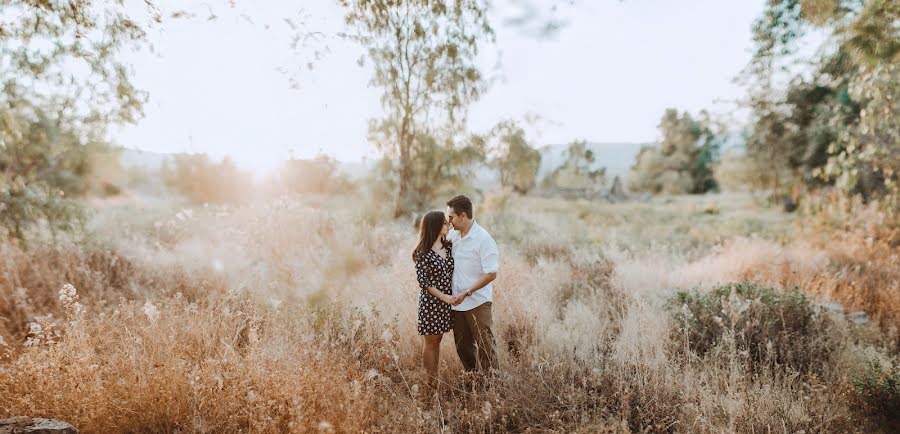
[415,255,431,290]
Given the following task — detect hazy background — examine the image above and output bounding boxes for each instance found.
[109,0,766,174]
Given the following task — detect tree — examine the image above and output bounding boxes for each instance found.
[1,1,157,126]
[0,1,158,240]
[743,0,899,218]
[368,119,484,208]
[821,63,900,213]
[541,140,606,194]
[339,0,494,217]
[0,106,88,240]
[628,109,719,194]
[489,121,541,194]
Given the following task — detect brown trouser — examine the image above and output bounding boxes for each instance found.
[452,302,498,372]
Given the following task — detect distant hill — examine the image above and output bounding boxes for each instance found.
[537,142,648,181]
[115,142,650,190]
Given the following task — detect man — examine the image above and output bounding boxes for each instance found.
[445,194,499,372]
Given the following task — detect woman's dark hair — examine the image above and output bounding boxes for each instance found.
[412,210,448,261]
[446,195,473,219]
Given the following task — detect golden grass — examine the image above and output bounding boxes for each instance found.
[0,192,896,433]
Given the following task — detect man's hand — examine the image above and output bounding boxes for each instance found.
[451,291,469,306]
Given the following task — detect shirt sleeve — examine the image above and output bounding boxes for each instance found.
[479,235,499,274]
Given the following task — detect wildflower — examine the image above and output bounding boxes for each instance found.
[318,421,334,431]
[28,322,42,335]
[59,284,77,303]
[143,301,160,322]
[364,368,379,381]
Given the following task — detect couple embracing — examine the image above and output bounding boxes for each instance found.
[412,195,499,391]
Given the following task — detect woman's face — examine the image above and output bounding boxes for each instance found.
[440,218,450,237]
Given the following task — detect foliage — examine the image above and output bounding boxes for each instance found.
[670,281,834,373]
[487,120,541,194]
[339,0,493,217]
[0,0,157,125]
[274,153,354,195]
[0,1,157,241]
[628,109,719,194]
[851,350,900,422]
[713,149,769,192]
[161,154,252,205]
[0,105,123,240]
[743,0,899,216]
[541,140,605,194]
[819,63,899,221]
[369,121,484,211]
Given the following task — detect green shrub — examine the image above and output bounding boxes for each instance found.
[851,351,900,422]
[669,282,834,373]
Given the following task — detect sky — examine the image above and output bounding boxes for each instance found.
[110,0,767,174]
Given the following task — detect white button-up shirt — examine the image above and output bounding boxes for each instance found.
[447,221,499,311]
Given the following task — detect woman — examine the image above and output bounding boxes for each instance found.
[413,210,455,391]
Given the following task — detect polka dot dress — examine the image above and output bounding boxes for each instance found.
[414,243,454,335]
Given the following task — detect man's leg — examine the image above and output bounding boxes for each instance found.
[452,310,477,371]
[470,302,498,371]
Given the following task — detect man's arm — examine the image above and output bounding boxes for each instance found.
[451,235,499,305]
[451,272,496,305]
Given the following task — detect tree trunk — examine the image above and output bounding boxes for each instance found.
[394,115,412,218]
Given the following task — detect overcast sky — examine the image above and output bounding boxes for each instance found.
[109,0,767,174]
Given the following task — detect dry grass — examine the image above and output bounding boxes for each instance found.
[0,192,897,433]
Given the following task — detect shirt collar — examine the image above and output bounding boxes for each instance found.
[460,220,481,240]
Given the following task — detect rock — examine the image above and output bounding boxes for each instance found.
[823,302,844,313]
[608,176,627,202]
[847,311,869,325]
[783,196,797,213]
[0,417,78,434]
[702,201,720,215]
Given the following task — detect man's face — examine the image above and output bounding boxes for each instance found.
[446,207,460,230]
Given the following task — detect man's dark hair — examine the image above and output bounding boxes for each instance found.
[446,195,473,219]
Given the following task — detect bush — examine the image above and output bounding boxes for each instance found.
[713,149,768,192]
[851,350,900,422]
[274,154,355,195]
[0,107,120,240]
[161,154,252,205]
[669,282,834,373]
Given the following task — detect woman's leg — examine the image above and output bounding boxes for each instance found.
[423,334,443,390]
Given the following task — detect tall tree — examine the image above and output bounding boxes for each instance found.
[628,109,719,194]
[339,0,494,217]
[0,1,158,240]
[542,140,606,194]
[743,0,899,217]
[368,118,484,207]
[489,121,541,194]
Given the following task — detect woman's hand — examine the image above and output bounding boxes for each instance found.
[439,293,454,304]
[451,291,468,306]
